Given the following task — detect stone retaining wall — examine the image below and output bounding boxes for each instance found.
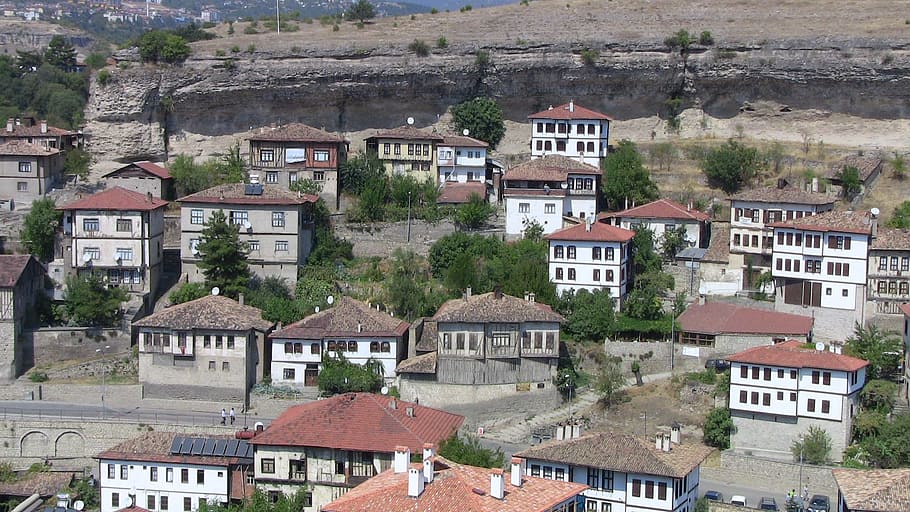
[334,219,504,258]
[26,327,131,368]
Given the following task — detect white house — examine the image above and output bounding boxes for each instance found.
[436,134,488,184]
[545,220,634,307]
[604,198,711,252]
[528,101,612,167]
[268,296,409,387]
[516,430,713,512]
[97,431,254,512]
[726,340,868,461]
[503,154,601,235]
[770,210,873,339]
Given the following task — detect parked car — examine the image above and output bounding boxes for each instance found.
[760,497,779,511]
[731,495,748,507]
[705,359,731,371]
[704,490,724,502]
[807,495,830,512]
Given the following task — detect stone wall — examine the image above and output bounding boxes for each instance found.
[26,327,131,368]
[730,410,850,462]
[334,220,504,258]
[667,262,701,297]
[397,377,558,408]
[602,340,703,375]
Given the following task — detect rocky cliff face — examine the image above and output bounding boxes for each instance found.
[85,39,910,161]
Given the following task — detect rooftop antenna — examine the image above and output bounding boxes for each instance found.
[407,117,415,126]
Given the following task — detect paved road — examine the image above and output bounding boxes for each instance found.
[700,477,827,511]
[0,400,275,426]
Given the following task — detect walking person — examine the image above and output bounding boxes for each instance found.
[221,408,227,425]
[803,484,809,501]
[230,407,236,425]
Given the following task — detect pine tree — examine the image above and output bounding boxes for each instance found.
[197,210,250,298]
[44,35,77,71]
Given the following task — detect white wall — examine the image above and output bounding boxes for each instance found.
[548,239,628,306]
[564,196,597,221]
[270,337,400,385]
[619,219,702,251]
[99,458,229,512]
[505,196,565,235]
[529,119,610,167]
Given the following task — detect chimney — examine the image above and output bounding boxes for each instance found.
[524,291,530,301]
[423,457,434,484]
[466,287,472,298]
[422,443,434,461]
[407,467,425,497]
[406,406,415,417]
[6,118,12,132]
[494,286,503,299]
[393,446,410,473]
[15,118,20,126]
[389,399,397,410]
[556,424,565,441]
[276,321,282,331]
[490,469,505,499]
[655,434,662,450]
[812,177,819,193]
[569,100,575,112]
[585,219,592,232]
[238,293,244,305]
[670,423,681,444]
[571,423,581,439]
[510,458,523,488]
[871,209,879,238]
[529,292,536,303]
[40,119,47,134]
[357,323,363,333]
[662,434,671,452]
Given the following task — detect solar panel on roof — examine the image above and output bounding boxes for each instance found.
[213,439,228,456]
[237,441,252,459]
[170,436,185,455]
[191,438,205,455]
[225,439,240,457]
[202,439,217,456]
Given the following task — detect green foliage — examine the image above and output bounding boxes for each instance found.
[561,289,615,343]
[295,265,337,315]
[601,140,659,210]
[891,152,906,179]
[341,152,385,195]
[451,96,506,149]
[436,36,448,49]
[660,225,689,260]
[844,323,902,380]
[137,30,190,63]
[791,426,833,465]
[66,477,99,509]
[664,29,693,54]
[686,369,717,385]
[289,178,323,196]
[346,0,376,23]
[475,50,491,67]
[698,31,714,45]
[64,147,91,180]
[695,498,710,512]
[169,144,246,196]
[85,52,109,70]
[0,54,88,128]
[309,200,354,266]
[857,413,910,468]
[196,210,250,299]
[580,48,600,66]
[63,274,129,326]
[860,379,898,414]
[429,232,501,278]
[836,165,862,199]
[318,353,382,395]
[408,39,430,57]
[455,193,494,229]
[438,434,505,468]
[631,226,663,275]
[385,249,444,321]
[852,409,886,443]
[97,69,111,86]
[649,142,678,172]
[702,139,761,193]
[45,36,77,71]
[169,282,208,304]
[355,176,390,222]
[246,276,302,324]
[169,22,218,43]
[0,462,14,483]
[703,407,733,449]
[596,357,627,406]
[887,201,910,228]
[21,197,62,262]
[522,218,544,242]
[28,371,48,382]
[460,4,473,11]
[27,463,50,473]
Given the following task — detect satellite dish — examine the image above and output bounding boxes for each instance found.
[560,182,569,190]
[815,342,825,351]
[406,117,415,125]
[211,287,220,296]
[327,295,335,305]
[74,501,85,511]
[871,207,881,217]
[82,252,92,263]
[314,306,320,313]
[380,386,389,395]
[242,221,252,230]
[462,128,469,136]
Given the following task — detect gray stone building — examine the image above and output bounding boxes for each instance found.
[0,255,45,381]
[102,161,175,200]
[0,140,64,204]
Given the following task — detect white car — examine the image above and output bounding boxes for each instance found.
[731,496,748,507]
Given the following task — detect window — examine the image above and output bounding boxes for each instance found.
[587,141,596,153]
[229,210,248,225]
[107,464,115,479]
[593,269,601,281]
[632,479,641,497]
[807,399,816,412]
[246,240,259,252]
[264,171,279,184]
[290,459,307,480]
[283,368,295,380]
[791,369,798,379]
[160,497,168,511]
[645,481,655,499]
[764,368,771,381]
[422,144,430,156]
[751,392,759,404]
[121,465,128,479]
[275,241,288,252]
[208,360,215,371]
[812,370,820,384]
[903,257,909,271]
[222,361,230,371]
[592,247,601,260]
[821,400,830,414]
[197,469,205,485]
[314,150,330,162]
[260,149,274,162]
[587,467,600,489]
[166,468,173,482]
[752,366,759,379]
[261,458,275,473]
[314,170,325,181]
[734,234,741,246]
[115,218,133,232]
[577,141,585,152]
[880,256,888,271]
[407,143,414,156]
[311,343,320,354]
[216,335,223,349]
[554,245,564,258]
[190,209,204,225]
[567,246,576,259]
[530,464,540,477]
[148,496,156,510]
[518,203,530,213]
[543,466,553,479]
[83,218,100,232]
[777,391,784,400]
[545,203,556,214]
[227,336,235,349]
[116,248,133,261]
[556,268,563,280]
[890,281,898,294]
[658,482,667,500]
[822,372,831,385]
[111,494,119,508]
[763,393,771,406]
[383,143,391,155]
[739,390,747,403]
[568,268,576,281]
[183,498,191,511]
[16,182,26,192]
[740,365,748,378]
[901,282,909,295]
[778,369,784,378]
[394,143,401,155]
[181,468,189,483]
[272,211,285,227]
[791,392,797,401]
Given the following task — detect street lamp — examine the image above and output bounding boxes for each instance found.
[406,190,412,243]
[96,345,111,419]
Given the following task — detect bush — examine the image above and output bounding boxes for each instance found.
[97,69,111,85]
[475,50,491,66]
[580,48,599,66]
[702,139,760,193]
[408,39,430,57]
[243,26,258,34]
[454,193,494,229]
[230,46,240,53]
[703,407,732,449]
[28,371,48,382]
[170,282,209,304]
[698,30,714,45]
[436,36,448,48]
[460,4,473,11]
[317,354,383,396]
[438,434,504,468]
[791,426,832,465]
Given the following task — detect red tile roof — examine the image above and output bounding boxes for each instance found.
[250,393,464,453]
[504,155,601,182]
[104,161,171,180]
[1,120,74,137]
[248,123,346,143]
[178,183,318,205]
[871,227,910,250]
[677,302,813,336]
[726,340,868,372]
[606,198,710,222]
[437,182,486,204]
[323,457,587,512]
[0,140,61,156]
[270,296,409,339]
[528,102,613,121]
[832,468,910,512]
[366,126,445,142]
[769,209,874,235]
[134,294,274,332]
[0,255,37,288]
[441,134,488,148]
[546,221,635,243]
[57,186,169,211]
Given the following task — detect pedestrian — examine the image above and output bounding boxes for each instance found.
[220,408,226,425]
[230,407,236,425]
[803,484,809,501]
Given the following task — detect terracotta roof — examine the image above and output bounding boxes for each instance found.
[726,340,869,372]
[678,302,813,336]
[871,227,910,250]
[0,471,75,498]
[270,296,409,339]
[133,295,274,332]
[248,123,346,143]
[323,457,588,512]
[415,318,437,352]
[117,507,153,512]
[515,431,713,479]
[769,209,874,235]
[441,134,488,148]
[826,155,883,182]
[504,155,602,182]
[0,139,61,156]
[702,223,730,263]
[730,187,835,206]
[546,221,635,243]
[606,199,711,222]
[832,468,910,512]
[250,393,464,453]
[0,121,74,137]
[0,255,37,288]
[438,182,486,204]
[97,431,251,466]
[103,161,171,180]
[900,303,910,318]
[179,183,318,205]
[366,126,445,142]
[528,102,613,121]
[58,186,168,211]
[396,351,437,374]
[433,292,565,324]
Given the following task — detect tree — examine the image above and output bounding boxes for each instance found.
[858,413,910,468]
[169,282,208,304]
[702,139,761,193]
[451,97,506,149]
[438,434,505,468]
[790,426,832,465]
[522,218,544,242]
[317,353,383,395]
[660,225,689,260]
[295,265,337,314]
[63,274,128,326]
[631,226,662,275]
[444,251,478,294]
[385,249,440,320]
[346,0,376,23]
[664,29,693,55]
[649,142,677,172]
[564,289,615,342]
[289,178,323,196]
[170,155,210,196]
[21,198,61,262]
[836,165,862,199]
[196,210,250,299]
[137,30,190,63]
[596,358,627,406]
[356,175,389,222]
[891,152,906,180]
[844,323,902,380]
[44,36,76,71]
[887,201,910,228]
[454,193,494,229]
[703,407,733,449]
[64,147,91,181]
[860,379,898,415]
[601,140,659,210]
[340,152,385,194]
[625,270,674,321]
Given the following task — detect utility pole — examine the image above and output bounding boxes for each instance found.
[276,0,280,34]
[406,191,412,243]
[96,345,111,419]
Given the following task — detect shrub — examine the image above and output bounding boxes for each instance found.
[703,407,733,449]
[230,45,240,53]
[215,49,225,57]
[333,24,340,32]
[475,50,491,66]
[438,434,505,468]
[698,30,714,45]
[246,44,256,53]
[356,22,364,29]
[460,4,473,11]
[436,36,448,48]
[97,69,111,86]
[791,426,833,465]
[28,371,49,382]
[580,48,599,66]
[243,26,258,34]
[431,7,438,13]
[408,39,430,57]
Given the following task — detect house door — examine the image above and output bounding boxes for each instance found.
[304,364,319,386]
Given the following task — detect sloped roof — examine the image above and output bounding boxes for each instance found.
[103,161,171,180]
[826,155,883,182]
[504,155,602,181]
[270,296,409,339]
[441,134,488,148]
[248,122,346,143]
[323,457,588,512]
[97,431,251,467]
[437,182,486,204]
[365,126,445,142]
[832,468,910,512]
[528,102,613,121]
[250,393,464,453]
[702,223,730,264]
[396,351,437,374]
[0,255,38,288]
[769,209,874,235]
[179,183,318,205]
[0,139,61,156]
[726,340,868,372]
[133,295,274,332]
[415,318,438,352]
[545,221,635,243]
[57,186,168,211]
[730,187,835,206]
[678,302,813,336]
[433,292,565,324]
[871,227,910,250]
[0,120,74,137]
[0,471,75,498]
[607,198,711,222]
[515,431,713,479]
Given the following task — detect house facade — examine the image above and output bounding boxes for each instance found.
[97,432,254,512]
[133,295,274,406]
[545,220,634,307]
[727,340,868,461]
[364,126,444,183]
[268,296,409,387]
[604,199,710,252]
[0,255,45,381]
[179,182,317,284]
[249,393,463,512]
[102,161,175,200]
[57,187,168,298]
[866,227,910,316]
[528,101,611,167]
[825,155,883,197]
[0,117,77,150]
[247,123,348,210]
[503,155,601,235]
[437,134,488,184]
[516,431,713,512]
[0,140,64,203]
